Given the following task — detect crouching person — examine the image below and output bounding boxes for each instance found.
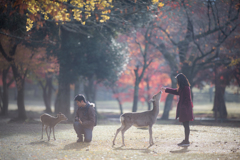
[73,94,95,143]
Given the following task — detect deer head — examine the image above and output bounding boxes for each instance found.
[150,91,162,102]
[57,112,68,121]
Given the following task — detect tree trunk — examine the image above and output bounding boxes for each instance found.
[0,87,2,113]
[46,72,53,113]
[132,65,142,112]
[17,82,26,120]
[55,75,70,116]
[132,79,140,112]
[40,72,54,113]
[213,83,227,121]
[213,69,228,121]
[147,101,151,111]
[84,76,97,104]
[145,76,151,110]
[161,74,177,119]
[83,76,98,114]
[1,68,9,115]
[43,87,52,113]
[11,64,27,120]
[54,26,73,117]
[73,78,80,116]
[111,86,123,115]
[116,97,123,115]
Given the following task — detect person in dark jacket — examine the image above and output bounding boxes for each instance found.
[161,73,194,147]
[73,94,95,142]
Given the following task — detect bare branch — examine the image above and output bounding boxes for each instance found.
[154,26,177,46]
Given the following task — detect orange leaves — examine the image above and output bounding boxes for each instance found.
[36,21,43,30]
[95,14,99,21]
[236,3,240,9]
[113,28,168,103]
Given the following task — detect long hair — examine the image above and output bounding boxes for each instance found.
[175,73,190,91]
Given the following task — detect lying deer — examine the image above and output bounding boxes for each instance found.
[40,112,68,141]
[112,91,162,147]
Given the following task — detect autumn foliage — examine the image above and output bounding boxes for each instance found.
[113,29,171,107]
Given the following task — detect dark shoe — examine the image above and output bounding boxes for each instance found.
[177,140,190,147]
[77,138,83,143]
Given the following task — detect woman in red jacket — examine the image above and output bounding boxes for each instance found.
[161,73,193,147]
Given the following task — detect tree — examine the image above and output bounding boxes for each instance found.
[0,0,53,120]
[34,56,59,114]
[111,28,171,113]
[128,27,162,112]
[28,0,164,117]
[147,0,240,119]
[49,26,129,116]
[0,66,14,116]
[0,35,50,119]
[0,0,165,118]
[140,61,171,110]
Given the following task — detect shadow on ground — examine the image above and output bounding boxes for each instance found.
[170,147,190,153]
[63,142,90,151]
[29,141,56,147]
[113,146,151,153]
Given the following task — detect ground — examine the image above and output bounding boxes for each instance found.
[1,99,240,160]
[0,116,240,160]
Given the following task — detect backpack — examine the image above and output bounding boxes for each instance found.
[85,102,97,126]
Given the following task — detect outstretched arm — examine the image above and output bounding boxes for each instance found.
[162,87,179,95]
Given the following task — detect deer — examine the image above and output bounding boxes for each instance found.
[40,112,68,141]
[112,91,162,147]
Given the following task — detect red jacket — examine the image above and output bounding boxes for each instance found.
[165,86,194,122]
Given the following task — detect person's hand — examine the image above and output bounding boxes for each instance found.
[79,118,82,124]
[161,87,166,90]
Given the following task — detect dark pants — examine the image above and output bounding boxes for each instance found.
[182,121,190,141]
[73,121,92,142]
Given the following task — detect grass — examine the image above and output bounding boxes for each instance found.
[8,99,240,120]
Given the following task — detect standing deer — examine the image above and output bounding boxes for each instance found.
[40,112,68,141]
[112,91,162,147]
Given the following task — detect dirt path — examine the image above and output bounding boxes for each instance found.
[0,120,240,160]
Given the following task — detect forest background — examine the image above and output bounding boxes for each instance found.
[0,0,240,122]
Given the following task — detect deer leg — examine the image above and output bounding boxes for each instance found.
[53,127,56,140]
[121,125,132,147]
[148,125,154,146]
[41,123,44,140]
[48,127,52,141]
[113,124,125,146]
[45,126,49,141]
